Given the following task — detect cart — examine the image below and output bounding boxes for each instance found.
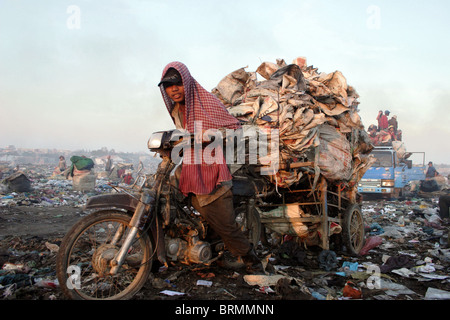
[233,162,366,256]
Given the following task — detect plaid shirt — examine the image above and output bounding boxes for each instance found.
[160,62,240,195]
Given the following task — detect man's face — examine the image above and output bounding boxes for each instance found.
[165,83,185,104]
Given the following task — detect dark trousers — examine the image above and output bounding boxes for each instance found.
[439,195,450,219]
[191,189,251,257]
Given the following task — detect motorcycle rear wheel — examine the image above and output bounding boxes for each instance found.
[56,210,153,300]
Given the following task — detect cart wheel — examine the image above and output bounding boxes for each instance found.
[235,206,261,247]
[342,204,365,255]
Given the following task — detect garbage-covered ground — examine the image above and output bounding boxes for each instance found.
[0,166,449,301]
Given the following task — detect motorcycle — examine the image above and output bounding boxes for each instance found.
[56,130,264,300]
[56,128,366,300]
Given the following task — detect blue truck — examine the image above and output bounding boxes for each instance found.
[357,145,426,198]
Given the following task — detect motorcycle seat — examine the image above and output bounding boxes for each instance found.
[232,176,267,197]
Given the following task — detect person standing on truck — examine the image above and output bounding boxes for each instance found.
[376,110,389,131]
[425,161,439,179]
[158,61,264,274]
[396,129,403,141]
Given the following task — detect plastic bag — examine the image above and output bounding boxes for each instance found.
[359,236,382,255]
[343,281,362,299]
[317,124,353,181]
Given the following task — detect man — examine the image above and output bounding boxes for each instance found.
[53,155,67,176]
[158,62,263,273]
[396,129,403,141]
[377,128,392,145]
[105,155,113,173]
[367,124,379,145]
[58,156,67,172]
[388,125,397,141]
[376,110,389,131]
[388,115,398,133]
[425,161,438,179]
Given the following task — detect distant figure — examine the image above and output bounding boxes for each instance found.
[388,125,397,141]
[137,160,144,173]
[425,161,438,179]
[396,129,402,141]
[122,170,133,185]
[105,155,113,173]
[388,115,398,133]
[377,128,392,146]
[376,110,389,131]
[58,156,67,172]
[52,155,67,176]
[368,124,379,145]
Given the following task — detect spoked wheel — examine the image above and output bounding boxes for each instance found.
[235,205,261,247]
[342,204,365,255]
[56,210,153,300]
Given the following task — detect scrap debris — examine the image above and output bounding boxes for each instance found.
[0,56,449,300]
[2,163,447,300]
[212,57,375,188]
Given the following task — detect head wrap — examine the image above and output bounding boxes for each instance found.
[159,62,240,195]
[160,61,240,132]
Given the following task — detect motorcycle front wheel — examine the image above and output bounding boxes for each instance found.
[56,210,153,300]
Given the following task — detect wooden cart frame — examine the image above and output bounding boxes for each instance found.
[254,174,365,255]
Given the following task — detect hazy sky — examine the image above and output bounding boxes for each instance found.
[1,0,449,164]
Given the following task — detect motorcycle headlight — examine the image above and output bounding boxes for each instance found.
[148,132,164,149]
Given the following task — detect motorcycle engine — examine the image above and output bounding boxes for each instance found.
[166,235,212,264]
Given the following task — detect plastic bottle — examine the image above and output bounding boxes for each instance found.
[398,216,405,227]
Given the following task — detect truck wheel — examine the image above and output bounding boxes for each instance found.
[342,204,365,255]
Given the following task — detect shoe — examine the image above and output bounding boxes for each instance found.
[241,247,265,274]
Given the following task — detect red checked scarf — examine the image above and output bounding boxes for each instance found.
[160,61,240,195]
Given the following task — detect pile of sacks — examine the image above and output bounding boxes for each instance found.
[212,57,375,189]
